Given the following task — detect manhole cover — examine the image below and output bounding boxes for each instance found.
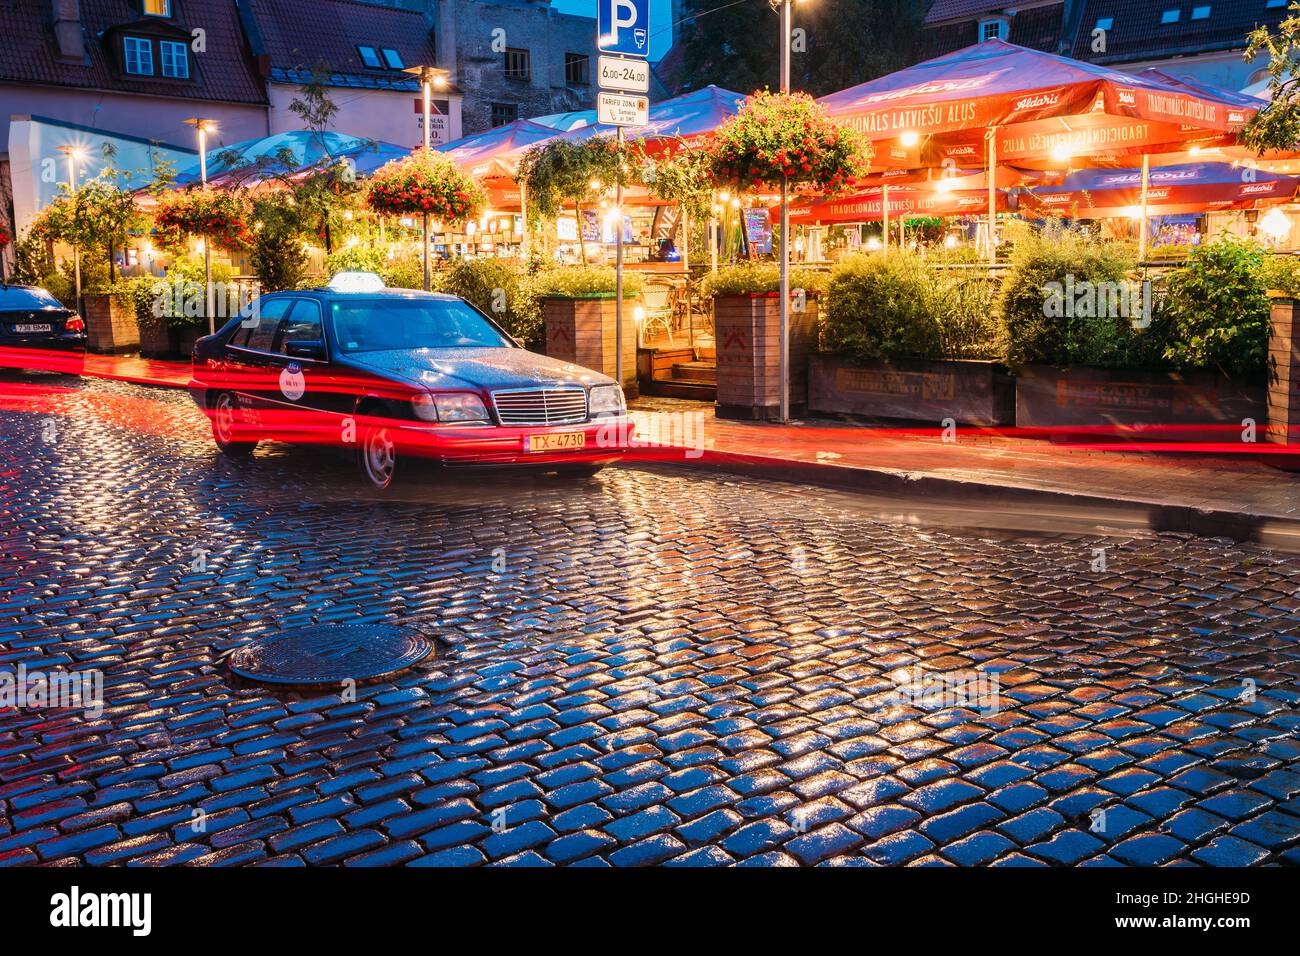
[229,624,434,685]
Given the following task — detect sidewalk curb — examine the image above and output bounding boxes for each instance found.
[641,450,1300,544]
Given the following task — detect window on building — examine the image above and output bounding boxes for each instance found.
[565,53,590,86]
[160,40,189,78]
[978,18,1008,42]
[358,45,382,68]
[491,103,518,127]
[1095,17,1114,30]
[1160,9,1181,23]
[1191,5,1210,17]
[1267,0,1286,7]
[381,48,404,69]
[123,36,154,75]
[143,0,170,16]
[504,48,531,80]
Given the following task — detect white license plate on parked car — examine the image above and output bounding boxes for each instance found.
[13,324,52,334]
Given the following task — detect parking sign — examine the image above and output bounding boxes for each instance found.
[598,0,650,58]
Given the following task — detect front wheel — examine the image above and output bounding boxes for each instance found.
[211,391,257,456]
[358,424,400,491]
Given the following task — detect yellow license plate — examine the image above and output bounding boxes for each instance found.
[528,432,586,453]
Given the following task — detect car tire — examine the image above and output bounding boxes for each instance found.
[210,391,257,456]
[357,422,400,491]
[553,463,605,479]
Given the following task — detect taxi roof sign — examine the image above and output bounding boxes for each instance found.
[327,271,386,293]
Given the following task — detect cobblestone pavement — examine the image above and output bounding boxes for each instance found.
[2,374,1299,867]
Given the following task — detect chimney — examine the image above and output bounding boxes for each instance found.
[52,0,85,63]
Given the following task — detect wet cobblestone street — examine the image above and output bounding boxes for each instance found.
[2,376,1299,867]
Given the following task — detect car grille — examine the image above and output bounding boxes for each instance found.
[491,387,588,425]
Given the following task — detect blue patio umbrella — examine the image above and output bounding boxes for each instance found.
[172,130,404,187]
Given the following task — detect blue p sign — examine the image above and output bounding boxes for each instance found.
[598,0,650,57]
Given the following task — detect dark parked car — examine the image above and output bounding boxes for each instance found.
[0,285,85,374]
[189,274,633,490]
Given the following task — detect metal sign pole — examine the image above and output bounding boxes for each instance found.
[778,0,792,424]
[616,125,625,393]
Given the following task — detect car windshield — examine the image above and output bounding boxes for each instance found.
[0,287,65,310]
[330,298,510,352]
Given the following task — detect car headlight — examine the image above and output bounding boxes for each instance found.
[432,392,490,423]
[589,384,625,417]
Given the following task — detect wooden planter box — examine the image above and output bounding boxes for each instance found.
[84,293,139,354]
[1015,364,1267,441]
[543,295,638,396]
[809,354,1014,425]
[1267,297,1300,465]
[137,314,175,358]
[714,293,818,421]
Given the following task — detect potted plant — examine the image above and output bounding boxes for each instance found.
[705,91,866,419]
[812,251,1012,425]
[1002,230,1267,441]
[30,172,146,351]
[534,265,642,394]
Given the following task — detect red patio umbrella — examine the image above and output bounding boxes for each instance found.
[1024,161,1298,218]
[817,40,1258,258]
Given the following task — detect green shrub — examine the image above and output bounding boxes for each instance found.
[381,256,429,291]
[441,258,542,346]
[996,228,1145,369]
[531,265,643,298]
[1162,238,1269,378]
[934,272,1002,360]
[1259,252,1300,297]
[699,261,827,297]
[821,252,941,361]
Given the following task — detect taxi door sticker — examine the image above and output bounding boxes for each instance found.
[280,363,306,401]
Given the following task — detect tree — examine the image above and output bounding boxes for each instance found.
[30,172,144,283]
[676,0,925,98]
[1243,9,1300,152]
[515,138,621,264]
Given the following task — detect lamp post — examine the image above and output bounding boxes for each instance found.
[772,0,805,423]
[185,118,217,333]
[54,145,86,317]
[405,65,450,291]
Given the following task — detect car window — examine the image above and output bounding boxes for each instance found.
[279,299,323,355]
[0,287,65,310]
[330,298,511,352]
[231,297,293,350]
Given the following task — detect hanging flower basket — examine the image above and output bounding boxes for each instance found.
[709,91,868,195]
[153,188,252,252]
[365,148,486,221]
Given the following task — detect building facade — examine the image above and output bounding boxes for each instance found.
[430,0,602,134]
[924,0,1288,90]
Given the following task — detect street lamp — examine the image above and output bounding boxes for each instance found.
[185,118,217,333]
[404,65,451,291]
[772,0,808,423]
[54,145,87,317]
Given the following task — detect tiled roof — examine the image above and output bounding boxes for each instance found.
[925,0,1018,24]
[929,5,1065,55]
[1069,0,1287,62]
[0,0,266,105]
[247,0,438,90]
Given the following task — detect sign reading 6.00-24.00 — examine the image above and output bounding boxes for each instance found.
[598,0,650,58]
[598,55,649,94]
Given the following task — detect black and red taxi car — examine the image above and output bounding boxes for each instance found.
[189,273,631,489]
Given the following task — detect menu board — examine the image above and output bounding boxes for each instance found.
[744,208,773,256]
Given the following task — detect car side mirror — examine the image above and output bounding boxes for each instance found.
[285,339,327,361]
